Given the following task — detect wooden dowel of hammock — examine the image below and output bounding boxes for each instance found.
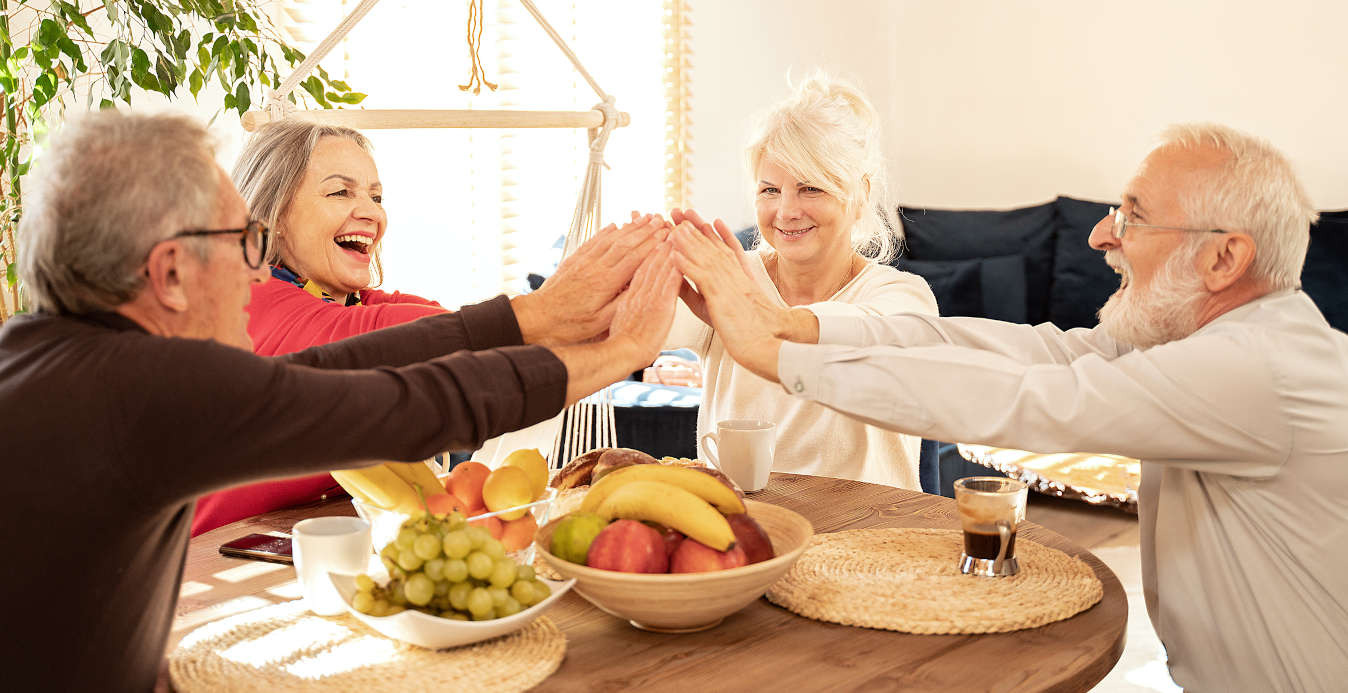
[240,108,630,132]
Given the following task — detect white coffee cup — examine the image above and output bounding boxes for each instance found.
[292,516,371,616]
[700,419,776,492]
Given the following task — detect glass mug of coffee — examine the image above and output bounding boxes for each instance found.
[953,477,1028,577]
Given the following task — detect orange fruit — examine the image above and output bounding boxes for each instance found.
[501,448,548,500]
[447,461,490,510]
[469,513,505,539]
[500,514,539,552]
[482,466,533,520]
[425,492,470,517]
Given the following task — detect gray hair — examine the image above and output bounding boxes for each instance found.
[1159,123,1318,291]
[231,119,382,286]
[18,111,219,314]
[746,73,900,263]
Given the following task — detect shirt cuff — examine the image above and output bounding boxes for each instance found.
[811,312,865,346]
[777,340,828,399]
[459,295,524,350]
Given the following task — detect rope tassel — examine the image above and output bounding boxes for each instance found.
[459,0,498,94]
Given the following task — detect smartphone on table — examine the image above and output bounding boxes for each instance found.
[219,532,293,565]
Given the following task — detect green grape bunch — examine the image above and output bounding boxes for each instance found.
[352,509,552,620]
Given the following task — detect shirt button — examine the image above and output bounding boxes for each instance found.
[793,378,804,393]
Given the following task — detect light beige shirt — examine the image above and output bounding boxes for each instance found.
[777,290,1348,693]
[668,253,937,489]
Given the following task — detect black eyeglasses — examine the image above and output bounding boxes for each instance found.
[169,220,271,269]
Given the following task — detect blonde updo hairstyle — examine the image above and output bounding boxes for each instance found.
[746,73,900,263]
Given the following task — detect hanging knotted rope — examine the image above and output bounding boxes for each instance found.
[459,0,497,94]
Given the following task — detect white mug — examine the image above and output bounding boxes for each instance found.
[292,516,371,616]
[700,419,776,492]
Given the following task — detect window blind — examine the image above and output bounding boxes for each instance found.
[272,0,690,307]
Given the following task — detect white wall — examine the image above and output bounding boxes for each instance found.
[689,0,1348,229]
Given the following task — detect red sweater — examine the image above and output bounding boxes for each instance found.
[190,277,447,535]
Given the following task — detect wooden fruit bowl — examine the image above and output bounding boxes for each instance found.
[534,499,814,632]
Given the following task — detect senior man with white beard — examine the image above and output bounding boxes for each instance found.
[668,123,1348,692]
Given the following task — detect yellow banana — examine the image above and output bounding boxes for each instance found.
[595,481,736,551]
[330,469,377,505]
[582,464,745,515]
[334,465,422,513]
[383,460,446,499]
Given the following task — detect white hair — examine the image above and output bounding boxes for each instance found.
[745,72,899,263]
[1159,123,1318,291]
[1099,235,1209,348]
[18,111,219,314]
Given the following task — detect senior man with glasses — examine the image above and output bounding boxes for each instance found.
[0,111,681,691]
[671,123,1347,691]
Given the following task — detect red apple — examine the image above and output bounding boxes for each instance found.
[586,519,669,573]
[669,537,748,573]
[726,513,775,564]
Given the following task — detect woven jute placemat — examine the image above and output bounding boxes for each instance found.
[169,600,565,692]
[766,528,1102,634]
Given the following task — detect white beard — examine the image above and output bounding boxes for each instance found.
[1097,247,1207,349]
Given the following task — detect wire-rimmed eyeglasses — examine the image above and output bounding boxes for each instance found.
[1108,207,1227,240]
[168,220,271,269]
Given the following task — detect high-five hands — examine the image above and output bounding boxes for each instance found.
[554,236,683,404]
[516,214,670,345]
[668,209,799,382]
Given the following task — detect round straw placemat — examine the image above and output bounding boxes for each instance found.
[766,528,1102,634]
[169,600,565,692]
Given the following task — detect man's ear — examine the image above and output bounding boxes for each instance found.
[1200,232,1258,292]
[143,242,192,313]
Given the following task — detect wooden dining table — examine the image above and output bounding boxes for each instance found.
[163,473,1127,692]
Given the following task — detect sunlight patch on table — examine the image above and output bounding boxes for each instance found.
[179,580,212,598]
[213,560,290,583]
[219,617,351,668]
[284,637,400,679]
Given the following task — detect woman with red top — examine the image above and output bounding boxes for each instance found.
[191,121,449,535]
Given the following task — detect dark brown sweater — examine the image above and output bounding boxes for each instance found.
[0,295,566,691]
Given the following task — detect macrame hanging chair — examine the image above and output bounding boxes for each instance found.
[242,0,629,471]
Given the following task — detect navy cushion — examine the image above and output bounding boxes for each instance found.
[897,202,1056,324]
[1049,196,1120,330]
[1303,210,1348,333]
[734,227,760,251]
[897,255,1028,323]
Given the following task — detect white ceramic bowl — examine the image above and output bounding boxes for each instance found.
[328,572,575,649]
[352,487,558,564]
[535,499,813,632]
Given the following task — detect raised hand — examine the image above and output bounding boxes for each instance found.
[517,214,670,345]
[669,221,789,380]
[609,240,683,366]
[554,239,683,404]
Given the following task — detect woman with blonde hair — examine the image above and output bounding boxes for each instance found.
[667,73,937,489]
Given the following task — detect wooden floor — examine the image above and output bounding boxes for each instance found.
[1026,494,1137,550]
[1024,495,1179,693]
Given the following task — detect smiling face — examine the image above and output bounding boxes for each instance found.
[754,158,854,268]
[276,135,386,300]
[1090,144,1224,346]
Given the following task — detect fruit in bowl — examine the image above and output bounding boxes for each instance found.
[534,463,813,632]
[339,452,556,562]
[331,507,573,649]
